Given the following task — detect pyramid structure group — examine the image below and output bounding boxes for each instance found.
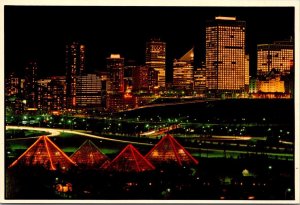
[8,134,198,172]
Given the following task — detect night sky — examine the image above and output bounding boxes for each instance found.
[5,6,294,80]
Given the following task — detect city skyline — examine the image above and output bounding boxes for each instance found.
[5,6,294,79]
[3,3,297,201]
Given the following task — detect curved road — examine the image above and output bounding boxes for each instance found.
[6,126,293,159]
[6,126,153,146]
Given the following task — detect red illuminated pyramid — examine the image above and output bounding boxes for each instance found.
[8,136,76,171]
[145,134,198,166]
[70,140,109,169]
[101,144,155,172]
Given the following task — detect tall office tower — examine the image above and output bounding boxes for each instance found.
[146,38,166,88]
[194,65,206,95]
[76,73,102,111]
[24,61,38,108]
[257,40,294,76]
[48,76,66,112]
[124,60,136,93]
[106,54,125,94]
[245,54,250,88]
[37,78,52,112]
[132,66,150,92]
[173,48,194,91]
[206,16,247,94]
[65,41,86,109]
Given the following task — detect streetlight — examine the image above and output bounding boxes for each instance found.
[285,188,292,199]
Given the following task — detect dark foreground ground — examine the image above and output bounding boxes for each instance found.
[6,154,294,200]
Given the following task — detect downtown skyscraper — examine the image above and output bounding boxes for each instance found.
[146,39,166,88]
[106,54,125,94]
[65,41,86,109]
[257,39,294,76]
[205,16,248,94]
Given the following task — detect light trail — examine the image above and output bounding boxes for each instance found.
[6,126,293,159]
[6,126,153,146]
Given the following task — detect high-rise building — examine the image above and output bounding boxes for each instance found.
[5,72,20,97]
[5,73,25,114]
[76,73,102,110]
[106,54,125,94]
[146,39,166,88]
[257,40,294,76]
[65,42,86,109]
[132,66,150,92]
[24,61,38,109]
[173,48,194,91]
[124,60,136,93]
[194,65,206,95]
[206,16,247,94]
[37,78,52,112]
[48,76,66,112]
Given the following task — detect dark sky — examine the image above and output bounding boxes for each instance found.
[5,6,294,80]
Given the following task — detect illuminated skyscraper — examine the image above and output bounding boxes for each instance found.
[146,39,166,88]
[206,16,247,94]
[65,41,86,109]
[132,66,149,92]
[257,40,294,76]
[76,73,102,111]
[194,65,206,95]
[24,61,38,108]
[106,54,125,94]
[173,48,194,91]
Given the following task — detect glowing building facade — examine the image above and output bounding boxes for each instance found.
[65,42,86,109]
[106,54,125,94]
[146,39,166,88]
[257,77,285,93]
[173,48,194,91]
[24,61,38,109]
[257,40,294,76]
[206,16,247,94]
[76,73,102,110]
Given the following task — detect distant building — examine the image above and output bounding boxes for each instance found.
[173,48,194,91]
[65,42,86,109]
[106,93,136,112]
[106,54,125,94]
[24,61,38,109]
[257,77,285,93]
[146,39,166,88]
[124,60,136,93]
[206,16,248,94]
[37,78,52,112]
[249,77,257,94]
[76,73,102,111]
[249,69,290,99]
[194,66,206,95]
[132,66,150,92]
[5,73,24,114]
[5,72,20,97]
[48,76,66,112]
[257,39,294,76]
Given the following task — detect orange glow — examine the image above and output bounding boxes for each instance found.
[44,136,56,170]
[52,111,60,115]
[110,54,121,59]
[124,93,133,99]
[215,16,236,20]
[26,108,38,111]
[102,144,155,172]
[145,134,199,166]
[8,136,76,170]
